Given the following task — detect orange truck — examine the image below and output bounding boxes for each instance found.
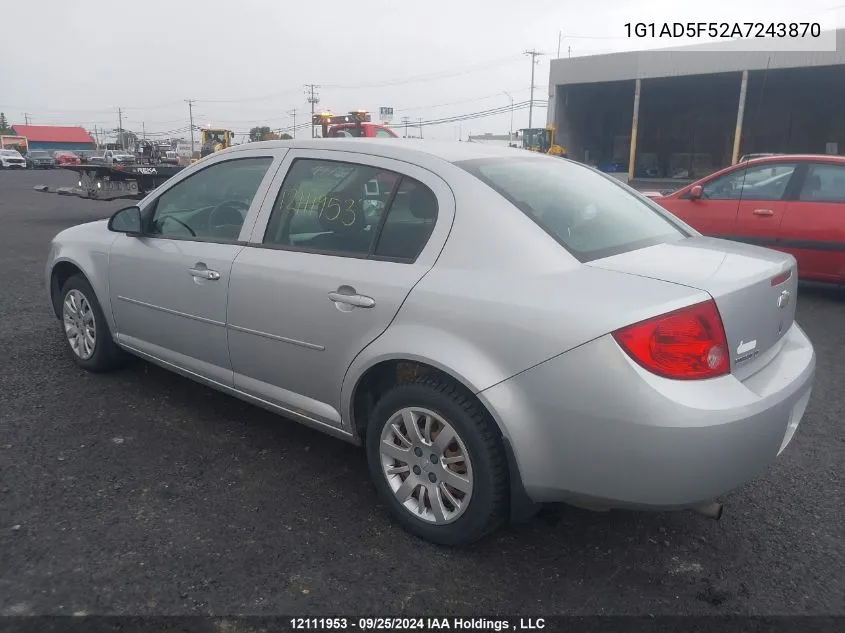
[0,135,29,154]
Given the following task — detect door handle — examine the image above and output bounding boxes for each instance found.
[753,208,774,216]
[328,291,375,308]
[188,267,220,280]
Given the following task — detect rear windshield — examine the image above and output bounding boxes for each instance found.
[457,157,689,262]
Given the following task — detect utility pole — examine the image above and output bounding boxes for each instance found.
[117,108,124,149]
[142,122,146,141]
[524,49,543,128]
[24,113,31,125]
[557,31,562,58]
[503,91,514,145]
[419,118,423,139]
[304,85,320,138]
[287,108,297,138]
[401,116,411,138]
[186,99,196,156]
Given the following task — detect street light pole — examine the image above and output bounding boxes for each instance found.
[503,91,514,145]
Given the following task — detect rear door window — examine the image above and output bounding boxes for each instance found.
[798,163,845,203]
[457,156,688,262]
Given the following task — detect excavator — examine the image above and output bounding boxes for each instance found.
[521,124,566,156]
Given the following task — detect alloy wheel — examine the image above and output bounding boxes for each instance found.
[379,407,474,524]
[63,289,97,360]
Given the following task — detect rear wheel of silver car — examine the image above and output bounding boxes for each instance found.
[59,275,128,372]
[366,376,508,546]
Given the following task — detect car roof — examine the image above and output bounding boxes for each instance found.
[220,138,527,165]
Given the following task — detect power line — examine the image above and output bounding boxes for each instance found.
[323,55,523,89]
[394,87,532,114]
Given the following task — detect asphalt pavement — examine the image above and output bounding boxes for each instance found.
[0,169,843,617]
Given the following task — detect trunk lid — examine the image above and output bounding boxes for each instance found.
[588,236,798,380]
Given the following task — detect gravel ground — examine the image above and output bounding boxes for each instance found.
[0,169,843,617]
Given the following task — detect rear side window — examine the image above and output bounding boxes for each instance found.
[457,157,687,262]
[374,178,438,260]
[263,158,438,261]
[799,163,845,203]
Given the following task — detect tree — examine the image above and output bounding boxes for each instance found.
[249,126,271,142]
[0,112,11,134]
[279,133,292,140]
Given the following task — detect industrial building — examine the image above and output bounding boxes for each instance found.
[11,125,95,152]
[547,29,845,184]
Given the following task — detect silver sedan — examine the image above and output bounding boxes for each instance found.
[45,139,815,546]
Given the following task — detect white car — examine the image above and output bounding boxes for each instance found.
[0,149,27,169]
[103,149,136,165]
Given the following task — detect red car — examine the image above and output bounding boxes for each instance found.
[53,151,81,166]
[655,154,845,284]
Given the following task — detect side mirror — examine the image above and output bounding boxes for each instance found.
[689,185,703,200]
[108,206,142,234]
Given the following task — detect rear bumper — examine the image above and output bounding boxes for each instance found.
[479,322,815,508]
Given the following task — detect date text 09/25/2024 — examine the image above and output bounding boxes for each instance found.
[624,22,822,39]
[289,617,546,631]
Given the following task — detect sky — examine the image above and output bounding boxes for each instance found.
[2,0,842,143]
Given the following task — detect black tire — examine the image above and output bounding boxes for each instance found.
[58,274,129,372]
[366,375,508,546]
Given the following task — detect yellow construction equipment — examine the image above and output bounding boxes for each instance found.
[199,128,234,157]
[521,124,566,156]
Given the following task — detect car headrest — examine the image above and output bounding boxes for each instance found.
[319,190,366,233]
[408,185,437,220]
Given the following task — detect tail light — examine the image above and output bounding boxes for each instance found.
[612,299,729,380]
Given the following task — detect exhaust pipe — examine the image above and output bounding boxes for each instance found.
[690,501,723,520]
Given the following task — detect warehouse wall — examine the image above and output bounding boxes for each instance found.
[28,141,95,152]
[553,64,845,179]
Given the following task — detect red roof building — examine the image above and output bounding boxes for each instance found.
[11,125,95,151]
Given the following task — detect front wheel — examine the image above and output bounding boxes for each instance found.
[366,376,508,546]
[59,274,129,372]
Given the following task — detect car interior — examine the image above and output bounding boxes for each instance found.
[265,167,437,260]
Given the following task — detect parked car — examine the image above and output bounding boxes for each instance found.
[103,149,136,166]
[654,154,845,284]
[26,150,56,169]
[45,140,815,545]
[53,151,81,166]
[0,149,27,169]
[86,151,106,165]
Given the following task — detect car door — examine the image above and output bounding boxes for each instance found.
[658,169,744,236]
[780,161,845,282]
[732,161,799,247]
[226,150,453,429]
[108,150,284,385]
